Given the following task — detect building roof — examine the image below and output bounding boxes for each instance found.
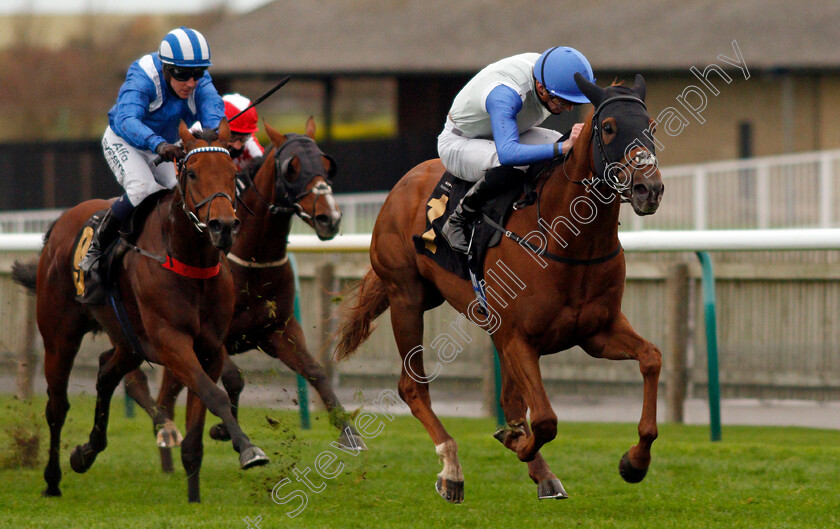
[205,0,840,76]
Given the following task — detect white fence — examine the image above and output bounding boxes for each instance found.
[3,149,840,234]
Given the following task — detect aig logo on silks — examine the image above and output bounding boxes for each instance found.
[72,226,95,296]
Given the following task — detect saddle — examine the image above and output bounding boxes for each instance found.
[73,190,170,305]
[412,171,533,281]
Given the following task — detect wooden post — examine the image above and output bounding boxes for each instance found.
[664,262,689,423]
[15,293,37,401]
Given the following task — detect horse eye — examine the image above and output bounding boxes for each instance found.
[187,169,197,180]
[603,123,615,134]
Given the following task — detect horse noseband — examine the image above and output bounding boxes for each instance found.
[272,134,337,219]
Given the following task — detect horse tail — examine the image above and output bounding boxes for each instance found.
[333,268,390,361]
[11,260,38,294]
[10,219,52,295]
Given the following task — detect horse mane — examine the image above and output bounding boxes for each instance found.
[192,128,218,144]
[242,155,266,180]
[43,218,57,244]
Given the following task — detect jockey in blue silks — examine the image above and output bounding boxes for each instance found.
[438,47,595,253]
[80,27,225,281]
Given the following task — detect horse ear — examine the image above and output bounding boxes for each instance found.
[264,120,286,147]
[178,120,195,144]
[217,118,231,142]
[574,73,603,106]
[633,74,647,102]
[305,116,316,140]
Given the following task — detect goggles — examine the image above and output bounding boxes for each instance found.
[168,66,207,82]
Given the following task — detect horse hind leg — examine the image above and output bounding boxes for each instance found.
[260,319,367,451]
[123,368,183,450]
[69,345,143,474]
[390,289,463,503]
[155,367,185,473]
[41,329,85,497]
[494,368,567,500]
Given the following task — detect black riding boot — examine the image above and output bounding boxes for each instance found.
[78,210,121,279]
[441,166,524,253]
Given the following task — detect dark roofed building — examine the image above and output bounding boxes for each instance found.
[202,0,840,191]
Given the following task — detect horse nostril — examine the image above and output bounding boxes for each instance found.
[633,183,649,198]
[232,218,241,235]
[315,214,331,226]
[207,220,222,234]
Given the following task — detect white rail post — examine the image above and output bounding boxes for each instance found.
[756,162,770,229]
[693,168,707,230]
[819,153,833,228]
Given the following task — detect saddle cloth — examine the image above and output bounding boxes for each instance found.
[412,171,524,280]
[72,190,170,305]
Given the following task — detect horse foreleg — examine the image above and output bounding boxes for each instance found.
[182,389,208,503]
[584,314,661,483]
[390,292,463,503]
[158,340,268,472]
[205,353,243,442]
[123,368,183,450]
[69,345,143,474]
[497,340,557,463]
[261,319,367,450]
[495,368,567,499]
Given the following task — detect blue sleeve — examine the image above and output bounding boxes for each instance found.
[194,73,224,130]
[486,85,556,166]
[111,66,165,151]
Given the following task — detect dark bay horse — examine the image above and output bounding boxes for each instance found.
[17,120,268,503]
[122,118,365,473]
[333,74,664,502]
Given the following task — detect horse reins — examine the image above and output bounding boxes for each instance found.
[122,146,236,279]
[177,146,236,233]
[228,136,336,269]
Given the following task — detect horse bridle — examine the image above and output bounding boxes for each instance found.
[243,134,337,222]
[176,146,236,233]
[588,95,657,200]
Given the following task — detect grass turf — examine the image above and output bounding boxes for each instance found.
[0,394,838,529]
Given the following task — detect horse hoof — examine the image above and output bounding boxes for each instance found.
[156,420,183,448]
[435,476,464,504]
[240,446,270,470]
[69,445,94,474]
[619,451,648,483]
[336,428,368,451]
[493,427,521,446]
[208,424,231,442]
[41,486,62,497]
[537,478,569,500]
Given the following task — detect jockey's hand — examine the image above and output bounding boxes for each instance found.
[156,142,185,162]
[561,122,584,155]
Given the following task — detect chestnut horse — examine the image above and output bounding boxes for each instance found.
[333,74,664,502]
[19,120,268,503]
[123,118,366,473]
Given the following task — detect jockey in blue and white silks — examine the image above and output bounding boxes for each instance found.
[438,47,595,253]
[80,27,225,284]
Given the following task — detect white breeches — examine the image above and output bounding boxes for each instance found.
[437,118,562,182]
[102,126,178,206]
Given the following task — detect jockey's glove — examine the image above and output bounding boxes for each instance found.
[156,142,185,162]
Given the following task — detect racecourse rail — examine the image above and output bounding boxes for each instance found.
[4,228,840,441]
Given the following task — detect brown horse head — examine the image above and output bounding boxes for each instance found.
[177,119,240,252]
[575,73,663,215]
[262,117,341,240]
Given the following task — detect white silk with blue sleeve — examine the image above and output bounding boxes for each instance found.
[438,53,562,182]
